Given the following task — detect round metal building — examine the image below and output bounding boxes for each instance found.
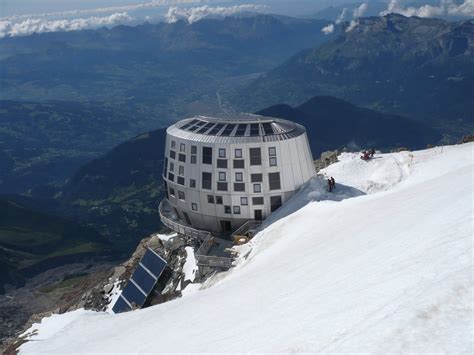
[160,113,316,234]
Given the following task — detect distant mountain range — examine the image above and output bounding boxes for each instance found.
[257,96,442,154]
[0,100,162,194]
[233,14,474,135]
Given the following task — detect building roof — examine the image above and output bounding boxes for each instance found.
[167,113,306,143]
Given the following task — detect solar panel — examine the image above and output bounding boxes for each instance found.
[234,124,248,137]
[208,123,224,135]
[250,123,260,136]
[197,122,215,134]
[112,248,167,314]
[262,122,274,135]
[113,295,132,313]
[221,124,236,136]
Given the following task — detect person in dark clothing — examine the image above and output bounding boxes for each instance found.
[361,150,370,160]
[327,178,333,192]
[330,177,336,190]
[370,147,375,158]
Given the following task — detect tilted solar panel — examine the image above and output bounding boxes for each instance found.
[112,248,167,314]
[131,264,156,295]
[112,295,131,313]
[141,249,167,276]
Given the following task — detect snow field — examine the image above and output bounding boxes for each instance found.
[19,143,474,353]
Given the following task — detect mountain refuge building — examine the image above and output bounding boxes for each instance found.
[159,113,315,235]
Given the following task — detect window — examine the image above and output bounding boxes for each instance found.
[253,183,262,193]
[180,143,186,152]
[169,187,175,197]
[233,160,245,169]
[171,140,176,149]
[168,172,175,182]
[217,159,228,168]
[177,177,185,186]
[169,162,174,172]
[217,182,228,191]
[235,149,242,158]
[178,153,186,163]
[234,183,245,192]
[216,196,223,204]
[224,205,231,214]
[202,172,212,190]
[241,197,248,205]
[219,172,226,181]
[218,148,226,158]
[269,146,277,166]
[251,173,262,183]
[252,197,264,205]
[270,196,282,212]
[235,172,243,181]
[178,165,184,176]
[249,148,261,165]
[191,203,198,211]
[190,179,196,188]
[233,206,241,214]
[164,157,168,176]
[169,150,176,159]
[207,195,214,204]
[202,147,212,164]
[269,172,281,190]
[191,145,197,164]
[178,191,185,200]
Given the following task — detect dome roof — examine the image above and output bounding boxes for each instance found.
[168,113,305,142]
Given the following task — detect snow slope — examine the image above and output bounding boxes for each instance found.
[19,144,474,353]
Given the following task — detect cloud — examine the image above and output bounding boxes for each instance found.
[380,0,474,18]
[1,0,206,21]
[321,23,335,35]
[353,3,369,19]
[0,12,133,38]
[335,8,348,24]
[165,4,264,24]
[346,20,359,32]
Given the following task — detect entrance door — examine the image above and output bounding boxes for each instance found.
[254,209,263,221]
[220,220,232,233]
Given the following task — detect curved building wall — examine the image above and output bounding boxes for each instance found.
[162,115,316,234]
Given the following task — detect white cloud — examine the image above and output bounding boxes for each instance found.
[0,12,133,38]
[353,3,369,19]
[346,20,359,32]
[380,0,474,18]
[321,23,335,35]
[165,4,264,24]
[335,8,348,24]
[1,0,206,21]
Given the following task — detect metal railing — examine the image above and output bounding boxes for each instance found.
[231,220,262,238]
[158,199,234,270]
[195,255,233,269]
[158,199,211,240]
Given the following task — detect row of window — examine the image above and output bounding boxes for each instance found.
[167,171,281,192]
[169,144,278,167]
[169,189,282,214]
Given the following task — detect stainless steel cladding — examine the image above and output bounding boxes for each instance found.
[161,113,316,234]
